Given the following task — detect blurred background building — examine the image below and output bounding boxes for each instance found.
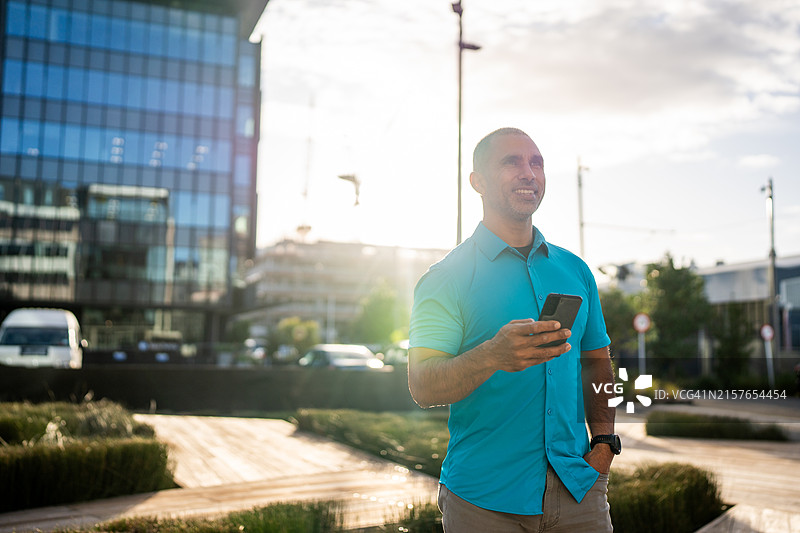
[699,256,800,352]
[240,239,447,343]
[600,257,800,353]
[0,0,265,356]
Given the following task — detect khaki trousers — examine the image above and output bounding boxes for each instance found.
[437,466,612,533]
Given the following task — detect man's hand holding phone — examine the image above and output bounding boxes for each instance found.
[485,318,571,372]
[407,294,581,407]
[485,294,582,373]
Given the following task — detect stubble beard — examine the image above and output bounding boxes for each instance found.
[489,186,543,223]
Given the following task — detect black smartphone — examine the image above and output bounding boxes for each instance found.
[537,293,583,347]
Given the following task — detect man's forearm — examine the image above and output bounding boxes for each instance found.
[582,347,616,436]
[409,319,571,408]
[581,347,617,473]
[408,342,497,408]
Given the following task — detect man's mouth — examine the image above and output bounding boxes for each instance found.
[514,188,537,197]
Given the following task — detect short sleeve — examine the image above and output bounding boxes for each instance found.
[409,266,464,355]
[580,267,611,351]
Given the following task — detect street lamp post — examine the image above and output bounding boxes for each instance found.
[338,174,361,206]
[762,177,779,356]
[452,1,480,245]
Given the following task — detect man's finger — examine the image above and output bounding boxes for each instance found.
[523,343,571,362]
[510,319,561,335]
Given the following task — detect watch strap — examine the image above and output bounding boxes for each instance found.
[590,434,621,454]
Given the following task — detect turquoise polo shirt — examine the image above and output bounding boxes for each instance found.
[409,222,610,515]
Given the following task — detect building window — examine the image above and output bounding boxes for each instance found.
[3,60,23,95]
[28,4,48,40]
[236,105,255,138]
[48,8,70,43]
[90,13,110,48]
[1,119,20,153]
[6,2,27,37]
[70,11,91,46]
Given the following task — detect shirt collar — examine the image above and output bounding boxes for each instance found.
[473,222,550,261]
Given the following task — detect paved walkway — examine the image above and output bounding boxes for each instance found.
[1,399,799,532]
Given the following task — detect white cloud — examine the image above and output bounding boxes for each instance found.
[430,0,800,189]
[739,154,781,168]
[254,0,800,266]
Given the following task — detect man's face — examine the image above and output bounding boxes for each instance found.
[475,133,546,222]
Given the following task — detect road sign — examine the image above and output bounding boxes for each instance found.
[760,324,776,389]
[633,313,651,333]
[633,313,651,375]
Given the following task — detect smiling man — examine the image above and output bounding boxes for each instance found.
[408,127,618,532]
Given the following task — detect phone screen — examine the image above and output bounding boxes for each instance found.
[537,293,582,347]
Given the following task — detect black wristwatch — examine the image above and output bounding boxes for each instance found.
[590,434,622,455]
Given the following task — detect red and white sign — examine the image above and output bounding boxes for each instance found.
[760,324,774,341]
[633,313,651,333]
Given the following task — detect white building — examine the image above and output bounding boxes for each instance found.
[239,239,448,342]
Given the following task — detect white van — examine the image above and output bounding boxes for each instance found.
[0,308,84,369]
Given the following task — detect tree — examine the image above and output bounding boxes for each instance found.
[271,316,321,360]
[350,280,409,345]
[599,288,637,358]
[643,254,712,377]
[710,303,752,385]
[225,320,251,344]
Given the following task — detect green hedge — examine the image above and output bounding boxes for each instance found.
[0,366,420,414]
[53,501,434,533]
[294,408,448,477]
[609,463,725,533]
[0,437,175,513]
[0,400,155,445]
[646,411,788,440]
[385,502,444,533]
[0,401,174,513]
[75,501,345,533]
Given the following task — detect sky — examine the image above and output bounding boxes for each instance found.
[252,0,800,273]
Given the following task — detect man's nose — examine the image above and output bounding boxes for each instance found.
[520,165,539,180]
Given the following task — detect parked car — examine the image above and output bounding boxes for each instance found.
[298,344,384,370]
[0,308,85,368]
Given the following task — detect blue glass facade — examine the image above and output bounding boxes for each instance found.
[0,0,264,351]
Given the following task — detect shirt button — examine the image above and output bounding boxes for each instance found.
[538,295,543,300]
[547,408,553,415]
[548,368,553,375]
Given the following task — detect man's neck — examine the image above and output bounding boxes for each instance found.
[482,215,533,247]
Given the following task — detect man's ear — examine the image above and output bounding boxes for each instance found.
[470,171,486,195]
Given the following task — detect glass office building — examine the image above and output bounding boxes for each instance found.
[0,0,266,355]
